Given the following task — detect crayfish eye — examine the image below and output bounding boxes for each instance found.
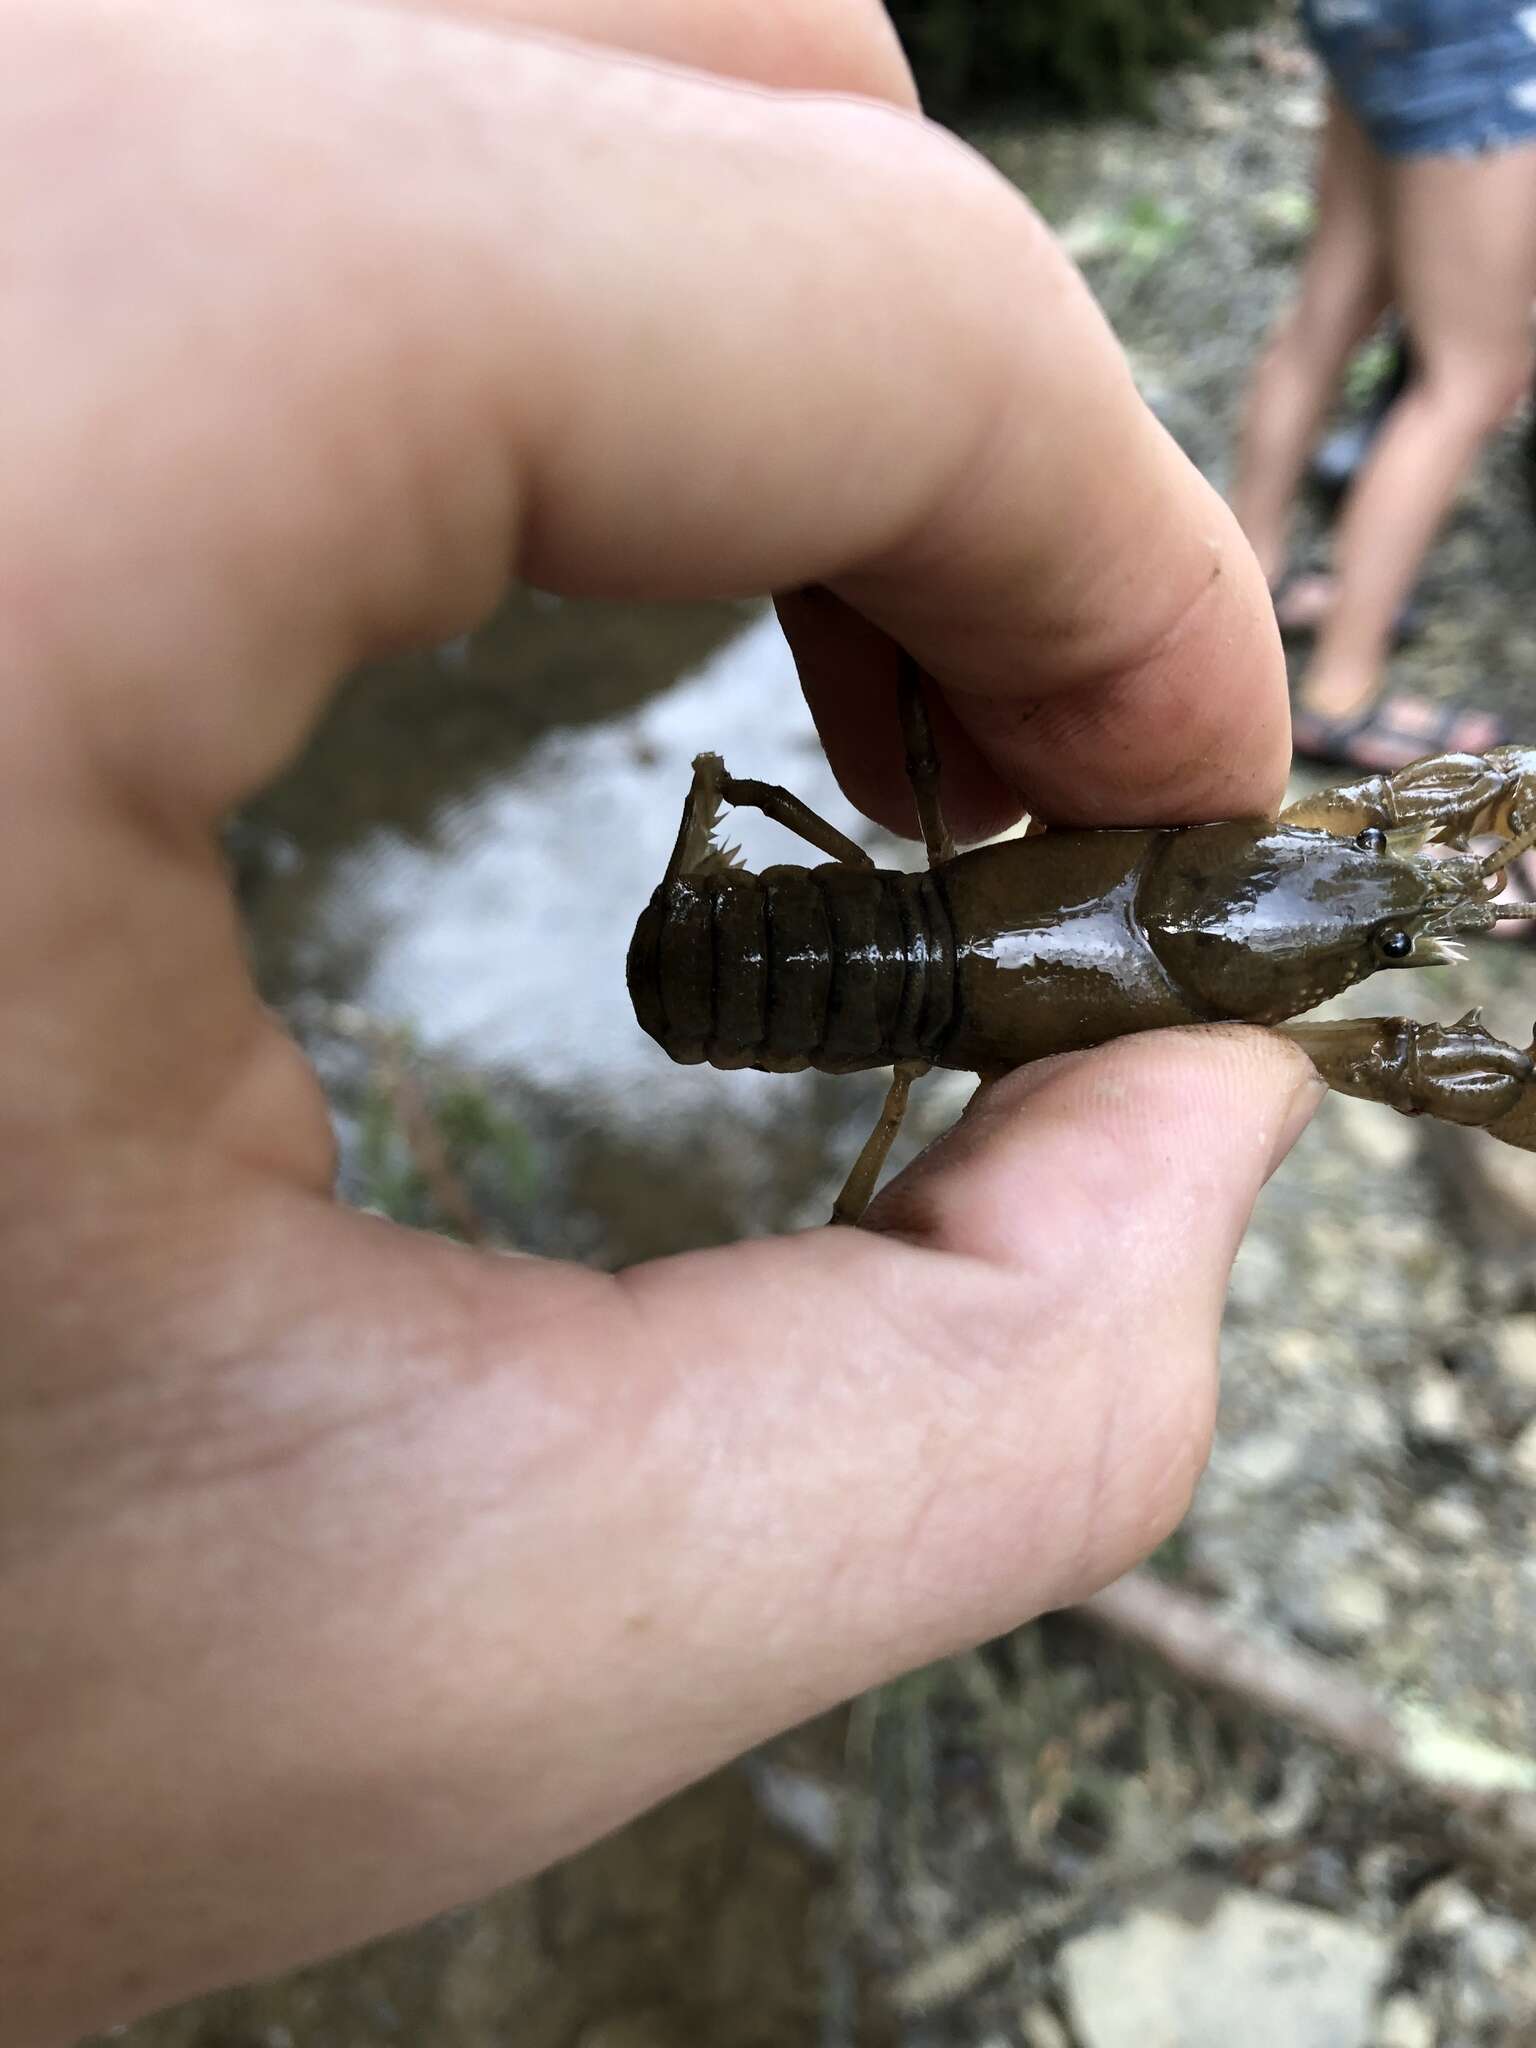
[1375,926,1414,961]
[1356,826,1388,855]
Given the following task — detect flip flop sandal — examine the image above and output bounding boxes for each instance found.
[1291,692,1506,773]
[1290,704,1385,766]
[1292,697,1534,942]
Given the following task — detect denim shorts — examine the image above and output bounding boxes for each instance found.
[1301,0,1536,156]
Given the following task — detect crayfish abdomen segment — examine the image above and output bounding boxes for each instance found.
[627,866,957,1074]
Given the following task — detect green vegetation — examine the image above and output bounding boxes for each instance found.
[357,1053,538,1241]
[888,0,1275,115]
[1063,191,1191,270]
[1341,329,1402,408]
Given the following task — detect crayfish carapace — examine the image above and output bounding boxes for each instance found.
[628,659,1536,1222]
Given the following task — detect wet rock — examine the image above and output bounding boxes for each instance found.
[1275,1843,1357,1915]
[1373,1993,1434,2048]
[741,1758,841,1860]
[1329,1094,1420,1174]
[1269,1512,1396,1656]
[1179,73,1242,135]
[1405,1369,1467,1445]
[1444,1908,1536,2031]
[1461,1911,1533,1980]
[1413,1496,1485,1550]
[1301,1236,1371,1316]
[1405,1877,1484,1940]
[1375,1540,1427,1596]
[1344,1385,1399,1458]
[1357,1844,1415,1910]
[1492,1312,1536,1396]
[1059,1881,1389,2048]
[1275,86,1324,129]
[1509,1417,1536,1486]
[1019,2004,1071,2048]
[1223,1429,1305,1492]
[1269,1327,1335,1378]
[1290,1571,1392,1655]
[1227,1230,1288,1313]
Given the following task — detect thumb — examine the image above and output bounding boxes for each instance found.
[2,1026,1318,2039]
[625,1023,1322,1674]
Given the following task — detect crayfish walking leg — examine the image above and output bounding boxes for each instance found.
[831,1059,930,1225]
[662,752,873,886]
[827,659,951,1224]
[898,651,956,868]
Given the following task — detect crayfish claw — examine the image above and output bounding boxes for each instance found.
[1280,748,1535,851]
[1282,1014,1536,1152]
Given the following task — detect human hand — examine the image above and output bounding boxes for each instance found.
[0,3,1314,2040]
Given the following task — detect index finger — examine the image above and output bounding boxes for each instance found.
[14,5,1286,833]
[782,405,1287,839]
[489,43,1290,832]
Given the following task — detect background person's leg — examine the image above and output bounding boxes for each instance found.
[1299,141,1536,724]
[1230,95,1389,593]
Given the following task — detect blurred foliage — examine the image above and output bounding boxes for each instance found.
[888,0,1276,115]
[358,1058,539,1239]
[1342,329,1402,408]
[432,1081,540,1203]
[1247,184,1315,255]
[1061,191,1191,269]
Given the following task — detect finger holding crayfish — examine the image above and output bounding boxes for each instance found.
[627,661,1536,1221]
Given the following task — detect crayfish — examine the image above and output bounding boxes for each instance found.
[628,660,1536,1223]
